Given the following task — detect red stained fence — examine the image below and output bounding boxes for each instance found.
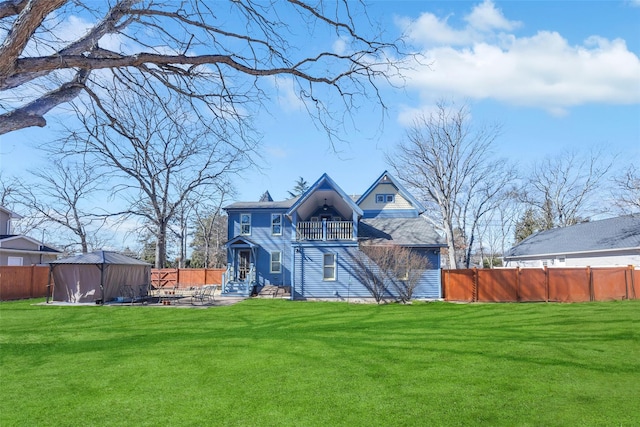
[0,266,52,301]
[150,268,225,289]
[0,266,225,301]
[443,266,638,303]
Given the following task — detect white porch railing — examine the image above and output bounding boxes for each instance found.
[296,220,353,241]
[222,263,255,295]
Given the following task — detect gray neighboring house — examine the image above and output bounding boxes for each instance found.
[0,206,61,266]
[503,215,640,268]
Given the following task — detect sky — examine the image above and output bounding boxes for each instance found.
[232,0,640,201]
[1,0,639,249]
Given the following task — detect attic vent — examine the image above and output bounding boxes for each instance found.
[383,175,388,181]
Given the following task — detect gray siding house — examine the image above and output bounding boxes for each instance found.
[503,215,640,268]
[0,206,61,266]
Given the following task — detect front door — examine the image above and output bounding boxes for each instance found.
[238,250,251,281]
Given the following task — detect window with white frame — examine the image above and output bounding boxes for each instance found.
[376,194,384,203]
[240,213,251,235]
[270,251,282,273]
[271,214,282,235]
[323,253,336,281]
[386,194,394,203]
[7,256,23,266]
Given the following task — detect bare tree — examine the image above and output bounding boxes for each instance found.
[60,86,254,268]
[13,157,105,253]
[388,100,517,269]
[612,165,640,214]
[388,246,429,303]
[190,186,230,269]
[0,0,403,135]
[351,245,394,303]
[0,171,20,207]
[520,148,614,228]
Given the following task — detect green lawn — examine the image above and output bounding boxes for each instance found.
[1,299,638,426]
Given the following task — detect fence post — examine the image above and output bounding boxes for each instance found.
[473,267,478,302]
[588,266,594,302]
[629,265,636,300]
[544,266,549,302]
[516,267,520,302]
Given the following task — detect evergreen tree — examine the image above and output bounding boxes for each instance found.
[288,177,309,198]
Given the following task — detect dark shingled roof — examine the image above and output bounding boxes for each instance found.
[358,217,445,247]
[505,215,640,258]
[223,196,299,210]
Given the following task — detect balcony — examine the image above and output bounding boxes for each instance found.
[296,220,353,241]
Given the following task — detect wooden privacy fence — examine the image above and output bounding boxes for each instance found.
[151,268,225,289]
[443,266,638,303]
[0,266,52,301]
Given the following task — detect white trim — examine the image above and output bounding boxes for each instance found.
[504,246,640,260]
[323,252,336,281]
[7,256,23,266]
[240,213,251,235]
[271,213,282,236]
[0,248,59,256]
[270,251,282,273]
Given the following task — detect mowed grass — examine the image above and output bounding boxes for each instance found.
[1,299,638,426]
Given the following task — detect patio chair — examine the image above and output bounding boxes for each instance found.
[191,285,216,305]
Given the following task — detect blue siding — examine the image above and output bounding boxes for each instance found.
[227,209,292,287]
[292,245,441,300]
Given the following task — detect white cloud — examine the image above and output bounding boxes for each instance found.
[464,0,521,32]
[397,1,640,115]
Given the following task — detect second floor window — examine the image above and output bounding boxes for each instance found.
[240,213,251,235]
[271,214,282,235]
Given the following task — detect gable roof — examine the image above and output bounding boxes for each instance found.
[50,250,150,265]
[286,173,363,217]
[356,170,426,213]
[0,235,61,253]
[504,215,640,259]
[359,217,446,247]
[259,191,273,202]
[224,197,298,210]
[0,206,22,219]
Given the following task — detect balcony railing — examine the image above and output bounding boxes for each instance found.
[296,220,353,241]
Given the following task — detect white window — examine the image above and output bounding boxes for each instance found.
[376,194,384,203]
[270,251,282,273]
[323,253,336,281]
[271,214,282,235]
[240,213,251,235]
[7,256,23,266]
[386,194,394,203]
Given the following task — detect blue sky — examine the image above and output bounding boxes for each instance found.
[1,1,639,211]
[233,0,640,201]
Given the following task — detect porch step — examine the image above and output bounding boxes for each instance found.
[256,285,291,299]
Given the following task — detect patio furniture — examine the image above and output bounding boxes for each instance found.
[191,285,217,305]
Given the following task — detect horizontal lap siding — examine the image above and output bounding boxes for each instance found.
[410,249,441,299]
[295,246,371,299]
[294,246,441,300]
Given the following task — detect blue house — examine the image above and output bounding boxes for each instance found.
[222,171,445,300]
